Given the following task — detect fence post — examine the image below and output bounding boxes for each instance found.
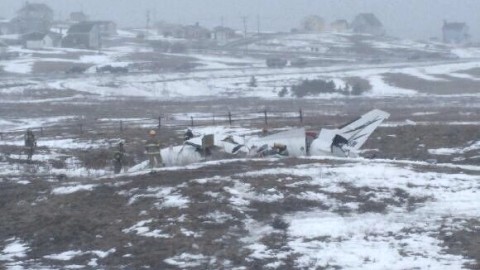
[190,116,194,127]
[158,116,162,128]
[228,111,232,125]
[299,108,303,123]
[264,110,268,125]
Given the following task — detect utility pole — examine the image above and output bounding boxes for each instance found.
[242,16,248,54]
[242,16,247,38]
[256,15,260,35]
[146,10,151,38]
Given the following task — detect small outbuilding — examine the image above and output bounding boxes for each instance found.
[22,32,61,49]
[442,21,469,44]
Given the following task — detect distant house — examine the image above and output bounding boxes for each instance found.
[351,13,385,36]
[62,22,100,49]
[0,20,15,35]
[91,21,117,36]
[213,26,238,44]
[301,15,326,32]
[70,12,88,23]
[330,20,349,32]
[22,32,61,49]
[50,21,71,36]
[156,22,210,40]
[156,22,185,38]
[442,21,469,44]
[183,23,211,40]
[12,2,54,34]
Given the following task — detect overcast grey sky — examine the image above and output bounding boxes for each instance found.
[1,0,479,41]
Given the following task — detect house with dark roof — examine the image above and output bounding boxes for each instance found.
[156,21,185,38]
[183,23,211,40]
[330,20,349,32]
[70,12,88,23]
[13,2,54,34]
[22,32,61,49]
[90,21,117,36]
[442,21,469,44]
[62,22,100,49]
[213,26,239,44]
[351,13,385,36]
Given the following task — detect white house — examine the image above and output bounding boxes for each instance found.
[23,32,60,49]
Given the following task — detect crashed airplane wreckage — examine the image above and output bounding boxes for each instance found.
[159,109,390,166]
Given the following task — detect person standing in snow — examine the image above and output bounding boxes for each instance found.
[24,129,36,161]
[113,142,126,174]
[184,128,194,141]
[145,130,162,168]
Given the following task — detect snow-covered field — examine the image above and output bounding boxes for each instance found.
[0,31,479,269]
[2,32,480,101]
[1,155,479,269]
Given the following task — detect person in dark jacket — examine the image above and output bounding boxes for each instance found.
[24,129,36,161]
[184,128,194,141]
[113,142,126,174]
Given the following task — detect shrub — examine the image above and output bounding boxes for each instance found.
[249,76,257,87]
[291,79,338,97]
[278,86,289,97]
[352,82,365,95]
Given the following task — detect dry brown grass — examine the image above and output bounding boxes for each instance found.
[383,72,480,94]
[32,61,92,74]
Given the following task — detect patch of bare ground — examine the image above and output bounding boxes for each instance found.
[458,67,480,78]
[383,73,480,94]
[363,124,480,165]
[439,219,480,269]
[0,95,479,267]
[25,88,91,99]
[0,82,34,89]
[31,51,97,60]
[120,52,197,72]
[32,62,92,74]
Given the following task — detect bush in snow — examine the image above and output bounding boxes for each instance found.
[290,79,338,97]
[286,78,370,98]
[278,86,289,97]
[249,76,258,87]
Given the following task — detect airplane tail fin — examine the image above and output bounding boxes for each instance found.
[338,109,390,150]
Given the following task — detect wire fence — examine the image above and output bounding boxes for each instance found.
[1,108,318,138]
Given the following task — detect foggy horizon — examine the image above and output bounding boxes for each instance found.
[1,0,480,41]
